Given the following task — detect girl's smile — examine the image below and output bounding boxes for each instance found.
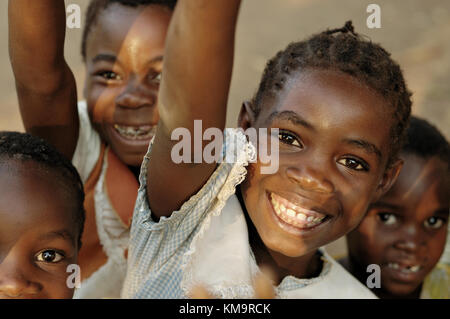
[239,68,401,271]
[84,4,172,167]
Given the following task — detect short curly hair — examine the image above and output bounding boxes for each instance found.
[252,21,412,166]
[0,131,85,248]
[81,0,177,60]
[402,116,449,168]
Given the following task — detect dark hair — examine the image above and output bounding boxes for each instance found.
[81,0,177,60]
[252,21,412,166]
[0,131,85,248]
[402,116,449,168]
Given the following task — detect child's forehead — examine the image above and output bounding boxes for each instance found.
[376,154,449,213]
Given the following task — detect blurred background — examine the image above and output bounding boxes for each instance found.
[1,0,449,257]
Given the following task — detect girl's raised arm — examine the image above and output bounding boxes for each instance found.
[9,0,78,159]
[147,0,241,218]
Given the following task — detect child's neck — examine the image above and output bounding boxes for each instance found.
[236,186,323,285]
[128,165,141,181]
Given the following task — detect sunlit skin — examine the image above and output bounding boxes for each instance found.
[0,161,80,299]
[346,153,449,298]
[238,69,402,283]
[84,4,172,171]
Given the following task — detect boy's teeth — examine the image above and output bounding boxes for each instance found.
[114,124,155,140]
[387,263,421,273]
[270,193,326,229]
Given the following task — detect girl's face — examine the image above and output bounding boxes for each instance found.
[0,161,80,299]
[84,4,172,166]
[239,69,401,258]
[347,153,449,297]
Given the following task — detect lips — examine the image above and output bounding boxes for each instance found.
[269,192,328,230]
[383,260,425,283]
[113,124,156,141]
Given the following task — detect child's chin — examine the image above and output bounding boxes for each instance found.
[383,280,422,297]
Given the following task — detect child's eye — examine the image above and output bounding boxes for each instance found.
[424,217,445,229]
[96,71,122,81]
[35,250,65,263]
[278,130,302,148]
[378,212,397,225]
[150,72,162,84]
[337,157,369,171]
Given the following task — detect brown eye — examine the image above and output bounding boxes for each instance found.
[337,158,369,171]
[378,212,397,225]
[278,131,302,148]
[424,217,444,229]
[97,71,121,81]
[36,250,64,263]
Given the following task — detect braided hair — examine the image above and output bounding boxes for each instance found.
[81,0,177,60]
[0,131,85,248]
[252,21,412,166]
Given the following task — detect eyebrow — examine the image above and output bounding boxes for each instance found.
[343,138,382,162]
[371,202,400,210]
[38,230,75,243]
[266,111,315,131]
[92,53,117,64]
[92,54,164,67]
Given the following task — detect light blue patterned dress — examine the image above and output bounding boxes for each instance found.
[121,129,377,299]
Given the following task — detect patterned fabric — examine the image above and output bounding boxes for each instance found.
[122,128,377,299]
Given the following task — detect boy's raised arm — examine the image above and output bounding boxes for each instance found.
[147,0,242,218]
[9,0,78,159]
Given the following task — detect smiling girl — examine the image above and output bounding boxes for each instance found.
[122,1,411,298]
[9,0,175,298]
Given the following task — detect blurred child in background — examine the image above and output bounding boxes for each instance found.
[342,116,449,299]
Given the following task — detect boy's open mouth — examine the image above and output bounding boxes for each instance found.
[113,124,156,141]
[383,260,424,283]
[387,262,422,273]
[269,192,328,229]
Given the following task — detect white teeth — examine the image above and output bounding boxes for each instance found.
[388,263,421,273]
[388,263,400,269]
[286,209,296,217]
[409,265,420,272]
[270,193,327,229]
[114,124,155,140]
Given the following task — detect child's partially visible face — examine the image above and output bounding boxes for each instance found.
[84,4,172,166]
[0,161,80,299]
[347,153,449,297]
[240,69,400,258]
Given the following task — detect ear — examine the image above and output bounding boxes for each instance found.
[373,158,403,201]
[237,101,256,130]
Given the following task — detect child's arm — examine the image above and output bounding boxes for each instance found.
[147,0,241,217]
[9,0,78,159]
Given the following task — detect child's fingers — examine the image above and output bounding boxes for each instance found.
[188,284,214,299]
[253,266,276,299]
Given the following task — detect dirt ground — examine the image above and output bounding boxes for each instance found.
[1,0,449,257]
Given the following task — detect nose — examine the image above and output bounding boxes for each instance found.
[0,264,42,298]
[393,224,425,253]
[115,78,157,109]
[285,161,334,194]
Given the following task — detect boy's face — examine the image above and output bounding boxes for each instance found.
[240,69,400,258]
[347,153,449,297]
[0,161,80,299]
[84,4,172,166]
